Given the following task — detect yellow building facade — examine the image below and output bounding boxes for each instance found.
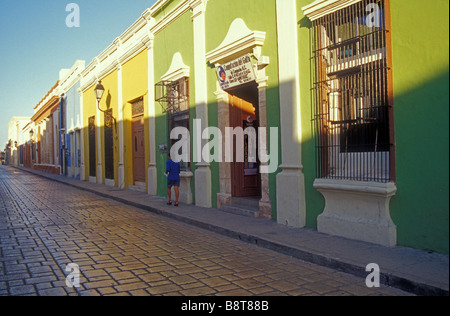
[80,15,155,193]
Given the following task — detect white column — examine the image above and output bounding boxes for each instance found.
[144,33,158,196]
[256,75,272,219]
[53,111,60,173]
[96,92,103,184]
[192,0,211,208]
[117,64,125,189]
[275,0,306,227]
[78,88,86,181]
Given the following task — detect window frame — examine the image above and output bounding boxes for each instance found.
[166,77,191,172]
[311,0,395,182]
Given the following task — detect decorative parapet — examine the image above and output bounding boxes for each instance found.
[79,13,155,92]
[161,52,190,82]
[31,82,60,123]
[206,18,265,65]
[59,60,85,95]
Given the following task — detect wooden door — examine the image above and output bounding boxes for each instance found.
[229,95,260,197]
[132,116,145,183]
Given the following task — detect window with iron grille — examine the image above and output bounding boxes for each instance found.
[311,0,394,182]
[156,77,191,171]
[155,77,189,114]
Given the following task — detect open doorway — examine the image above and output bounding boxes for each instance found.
[227,82,261,198]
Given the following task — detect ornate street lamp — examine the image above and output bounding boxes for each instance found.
[94,80,105,109]
[94,80,116,130]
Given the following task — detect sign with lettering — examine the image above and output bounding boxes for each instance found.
[216,54,256,90]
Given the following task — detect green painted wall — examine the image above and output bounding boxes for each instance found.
[205,0,281,214]
[389,0,449,253]
[297,0,325,228]
[153,9,196,199]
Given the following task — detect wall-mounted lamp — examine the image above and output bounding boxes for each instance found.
[94,81,105,107]
[94,80,117,131]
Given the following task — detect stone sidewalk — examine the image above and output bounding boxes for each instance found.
[11,166,449,296]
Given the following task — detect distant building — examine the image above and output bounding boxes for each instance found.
[30,82,61,174]
[59,60,85,179]
[7,117,31,166]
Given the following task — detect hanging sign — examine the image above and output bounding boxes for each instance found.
[216,54,256,90]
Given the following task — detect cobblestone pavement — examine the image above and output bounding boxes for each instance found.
[0,167,413,297]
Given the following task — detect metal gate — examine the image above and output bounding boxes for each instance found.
[88,116,96,177]
[104,109,114,180]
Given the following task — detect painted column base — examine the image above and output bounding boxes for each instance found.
[105,179,115,187]
[276,165,306,227]
[80,165,86,181]
[314,179,397,247]
[147,165,158,196]
[118,164,125,190]
[217,193,231,209]
[259,199,272,220]
[96,165,103,185]
[258,171,272,219]
[195,163,212,208]
[179,171,193,204]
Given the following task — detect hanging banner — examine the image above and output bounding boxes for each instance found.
[216,54,256,90]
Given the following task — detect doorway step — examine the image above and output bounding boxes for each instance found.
[129,181,146,192]
[220,196,260,218]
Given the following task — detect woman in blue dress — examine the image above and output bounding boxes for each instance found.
[165,154,180,206]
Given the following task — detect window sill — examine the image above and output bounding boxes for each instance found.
[314,178,397,247]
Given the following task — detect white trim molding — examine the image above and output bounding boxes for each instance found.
[302,0,363,21]
[59,60,85,94]
[206,18,265,65]
[150,0,191,35]
[161,52,190,82]
[80,15,154,93]
[314,179,397,247]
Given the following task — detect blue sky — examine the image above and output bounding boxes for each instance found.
[0,0,157,149]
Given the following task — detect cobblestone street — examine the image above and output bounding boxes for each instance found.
[0,167,412,297]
